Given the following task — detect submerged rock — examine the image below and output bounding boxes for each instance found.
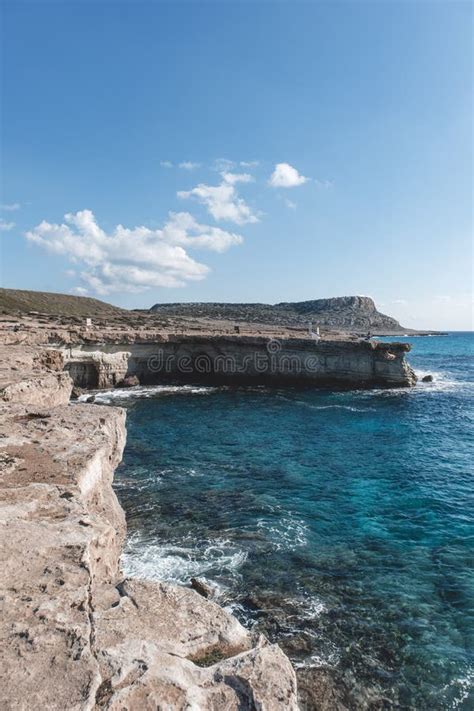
[297,667,352,711]
[116,374,140,388]
[191,577,215,599]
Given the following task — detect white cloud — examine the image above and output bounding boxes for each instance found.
[71,286,88,295]
[213,158,235,172]
[160,211,243,252]
[160,160,173,168]
[285,199,297,210]
[1,202,20,211]
[178,174,259,225]
[221,172,254,185]
[240,160,259,168]
[269,163,309,188]
[0,218,15,231]
[25,209,242,295]
[179,161,201,170]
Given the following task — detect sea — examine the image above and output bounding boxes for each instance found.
[87,332,473,709]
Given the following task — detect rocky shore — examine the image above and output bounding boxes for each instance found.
[0,347,298,710]
[0,307,418,709]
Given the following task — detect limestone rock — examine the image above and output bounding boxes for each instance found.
[0,397,299,710]
[116,375,140,388]
[0,345,72,407]
[190,576,215,599]
[64,350,130,389]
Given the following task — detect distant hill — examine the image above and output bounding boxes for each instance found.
[0,288,125,317]
[150,296,406,333]
[0,289,408,333]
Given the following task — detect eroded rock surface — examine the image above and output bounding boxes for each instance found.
[0,352,298,710]
[0,345,72,407]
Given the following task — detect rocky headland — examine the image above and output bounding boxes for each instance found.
[0,346,298,710]
[150,295,407,334]
[0,289,423,709]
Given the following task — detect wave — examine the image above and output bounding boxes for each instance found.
[413,369,470,393]
[256,514,309,551]
[353,369,469,398]
[121,531,247,586]
[276,394,375,413]
[78,384,219,404]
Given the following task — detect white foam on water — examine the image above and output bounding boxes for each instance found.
[293,651,340,669]
[441,665,474,709]
[277,395,375,413]
[356,368,467,397]
[78,384,219,404]
[413,369,467,393]
[310,404,375,413]
[297,596,327,619]
[256,514,309,551]
[121,531,247,585]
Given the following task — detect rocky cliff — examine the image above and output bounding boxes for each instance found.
[0,350,298,710]
[150,296,405,333]
[63,336,416,390]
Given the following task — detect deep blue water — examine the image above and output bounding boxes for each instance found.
[96,333,473,709]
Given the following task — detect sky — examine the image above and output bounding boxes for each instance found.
[1,0,472,330]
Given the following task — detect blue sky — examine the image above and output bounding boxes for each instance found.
[1,0,472,329]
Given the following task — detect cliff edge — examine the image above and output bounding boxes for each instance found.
[0,350,298,710]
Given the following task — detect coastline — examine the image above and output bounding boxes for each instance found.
[0,348,298,709]
[0,326,418,709]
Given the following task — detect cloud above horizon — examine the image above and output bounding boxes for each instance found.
[1,202,21,212]
[178,172,259,225]
[269,162,308,188]
[240,160,259,168]
[25,209,242,295]
[0,218,15,231]
[179,161,201,170]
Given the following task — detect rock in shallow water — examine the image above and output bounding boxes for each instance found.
[191,576,215,599]
[116,374,140,388]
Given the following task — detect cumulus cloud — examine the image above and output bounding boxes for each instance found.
[1,202,20,211]
[25,209,242,295]
[160,160,173,168]
[179,161,201,170]
[0,218,15,231]
[269,163,308,188]
[178,173,258,225]
[285,199,297,210]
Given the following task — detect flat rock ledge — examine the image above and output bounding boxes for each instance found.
[0,352,298,710]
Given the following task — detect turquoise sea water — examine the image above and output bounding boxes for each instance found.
[96,333,473,709]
